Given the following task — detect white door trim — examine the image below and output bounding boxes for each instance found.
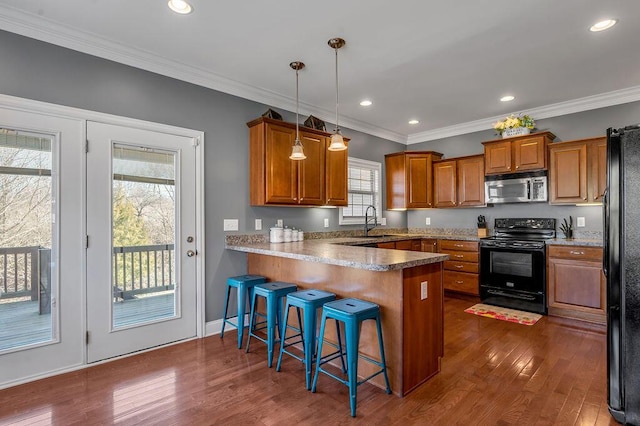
[0,93,206,367]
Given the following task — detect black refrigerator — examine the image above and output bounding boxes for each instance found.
[605,125,640,425]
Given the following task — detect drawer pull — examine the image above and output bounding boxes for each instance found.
[454,265,464,269]
[455,280,464,284]
[454,244,464,247]
[569,250,585,255]
[454,254,464,258]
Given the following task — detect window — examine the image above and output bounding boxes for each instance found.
[339,157,382,225]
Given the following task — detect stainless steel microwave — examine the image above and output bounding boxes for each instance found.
[484,172,548,204]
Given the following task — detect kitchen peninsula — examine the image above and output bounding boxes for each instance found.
[226,237,449,396]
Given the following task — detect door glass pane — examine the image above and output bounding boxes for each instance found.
[0,130,55,352]
[112,144,177,329]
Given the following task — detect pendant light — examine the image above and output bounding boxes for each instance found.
[289,61,307,160]
[327,37,348,151]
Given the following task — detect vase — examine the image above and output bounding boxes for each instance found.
[502,127,531,138]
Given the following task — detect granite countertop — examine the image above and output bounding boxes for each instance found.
[545,238,603,247]
[225,238,449,272]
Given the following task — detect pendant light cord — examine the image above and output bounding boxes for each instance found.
[334,47,339,131]
[296,67,300,140]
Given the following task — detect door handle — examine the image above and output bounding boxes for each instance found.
[187,250,196,257]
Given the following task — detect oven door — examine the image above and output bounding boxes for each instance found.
[480,243,547,313]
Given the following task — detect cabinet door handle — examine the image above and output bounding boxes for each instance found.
[569,250,585,255]
[515,165,519,169]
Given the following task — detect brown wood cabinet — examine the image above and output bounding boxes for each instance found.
[547,245,606,324]
[248,117,348,206]
[483,132,556,175]
[549,136,606,204]
[433,154,485,208]
[438,239,480,296]
[385,151,443,210]
[421,239,438,253]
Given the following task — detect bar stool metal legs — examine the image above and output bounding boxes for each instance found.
[311,298,391,417]
[246,281,297,367]
[220,275,266,348]
[275,289,346,390]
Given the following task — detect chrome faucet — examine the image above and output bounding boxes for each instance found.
[364,205,377,236]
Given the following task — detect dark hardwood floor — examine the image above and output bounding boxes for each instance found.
[0,296,616,425]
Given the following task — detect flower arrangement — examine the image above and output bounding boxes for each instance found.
[493,114,535,136]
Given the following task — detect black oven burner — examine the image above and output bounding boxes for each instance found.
[479,218,556,315]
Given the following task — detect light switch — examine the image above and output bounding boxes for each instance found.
[577,217,586,227]
[324,218,330,228]
[381,217,387,226]
[255,219,262,231]
[223,219,239,231]
[425,217,431,225]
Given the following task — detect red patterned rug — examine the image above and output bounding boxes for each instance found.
[464,303,542,326]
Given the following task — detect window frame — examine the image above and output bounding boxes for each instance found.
[339,157,382,225]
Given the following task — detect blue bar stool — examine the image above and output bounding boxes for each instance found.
[276,289,346,390]
[311,298,391,417]
[220,274,266,349]
[246,281,297,367]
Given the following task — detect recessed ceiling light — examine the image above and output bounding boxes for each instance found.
[500,95,515,102]
[360,99,373,107]
[168,0,193,14]
[408,119,419,125]
[590,19,617,32]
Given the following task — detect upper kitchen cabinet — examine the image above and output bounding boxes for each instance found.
[483,131,556,175]
[385,151,443,210]
[548,136,606,204]
[248,117,347,206]
[433,154,485,208]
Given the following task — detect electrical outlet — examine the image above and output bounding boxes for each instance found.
[324,218,330,228]
[381,217,387,226]
[421,281,428,300]
[276,219,283,227]
[425,217,431,225]
[577,217,586,227]
[255,219,262,231]
[223,219,239,231]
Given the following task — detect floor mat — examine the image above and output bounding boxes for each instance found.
[464,303,542,326]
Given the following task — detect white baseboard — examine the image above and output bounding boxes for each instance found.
[205,314,250,337]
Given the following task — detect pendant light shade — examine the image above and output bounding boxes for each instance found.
[327,37,347,151]
[289,61,306,160]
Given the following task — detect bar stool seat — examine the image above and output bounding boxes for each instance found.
[220,274,266,348]
[276,289,346,390]
[246,281,297,367]
[311,298,391,417]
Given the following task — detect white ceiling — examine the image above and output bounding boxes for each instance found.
[1,0,639,144]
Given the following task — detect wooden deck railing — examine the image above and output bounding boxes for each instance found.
[0,244,174,311]
[113,244,175,299]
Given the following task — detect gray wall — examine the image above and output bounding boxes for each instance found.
[407,102,640,232]
[0,30,405,321]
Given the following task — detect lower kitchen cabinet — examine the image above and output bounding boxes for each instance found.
[438,240,480,296]
[547,245,606,324]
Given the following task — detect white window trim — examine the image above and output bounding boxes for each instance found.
[339,157,382,225]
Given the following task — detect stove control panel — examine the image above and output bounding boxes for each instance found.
[494,218,556,231]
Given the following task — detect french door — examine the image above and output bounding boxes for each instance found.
[86,122,198,363]
[0,106,84,386]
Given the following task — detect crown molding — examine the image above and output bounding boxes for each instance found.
[0,7,406,143]
[1,6,638,146]
[407,85,640,144]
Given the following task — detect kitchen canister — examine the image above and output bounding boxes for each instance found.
[298,230,304,241]
[283,227,293,242]
[270,227,284,243]
[291,229,299,241]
